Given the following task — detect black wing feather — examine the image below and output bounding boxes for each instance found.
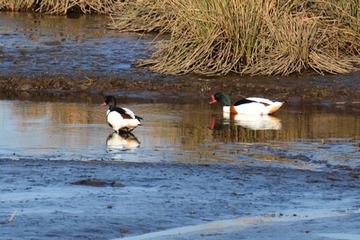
[233,98,255,106]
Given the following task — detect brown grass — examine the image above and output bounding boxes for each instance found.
[0,0,117,14]
[108,0,174,33]
[2,0,359,76]
[111,0,360,76]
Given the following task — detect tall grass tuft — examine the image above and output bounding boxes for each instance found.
[109,0,174,33]
[0,0,117,14]
[0,0,32,11]
[2,0,359,75]
[111,0,360,76]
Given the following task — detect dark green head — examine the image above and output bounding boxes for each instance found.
[101,95,117,109]
[210,92,231,106]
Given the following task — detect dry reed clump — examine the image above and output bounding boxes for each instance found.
[0,0,117,14]
[0,0,30,11]
[111,0,360,76]
[108,0,174,33]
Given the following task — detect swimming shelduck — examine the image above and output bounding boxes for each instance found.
[101,95,143,133]
[210,92,283,115]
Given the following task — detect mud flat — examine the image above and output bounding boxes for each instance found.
[1,158,360,240]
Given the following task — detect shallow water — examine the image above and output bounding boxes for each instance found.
[1,99,360,239]
[0,12,157,79]
[1,99,359,170]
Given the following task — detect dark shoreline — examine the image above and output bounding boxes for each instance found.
[1,70,360,107]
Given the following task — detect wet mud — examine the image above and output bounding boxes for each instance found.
[2,71,360,106]
[1,159,360,240]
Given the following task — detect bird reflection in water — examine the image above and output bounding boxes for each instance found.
[210,113,281,130]
[210,113,282,131]
[210,113,282,142]
[106,132,140,151]
[228,112,281,130]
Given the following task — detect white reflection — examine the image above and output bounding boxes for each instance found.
[226,112,282,130]
[211,113,282,131]
[106,132,140,151]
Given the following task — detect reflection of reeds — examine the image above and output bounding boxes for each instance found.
[110,0,360,76]
[49,103,105,124]
[0,0,117,14]
[12,102,103,125]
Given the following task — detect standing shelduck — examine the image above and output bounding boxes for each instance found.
[101,95,143,133]
[210,92,283,115]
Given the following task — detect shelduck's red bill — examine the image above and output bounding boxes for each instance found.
[209,95,217,104]
[101,102,107,107]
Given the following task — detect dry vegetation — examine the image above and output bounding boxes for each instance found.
[1,0,359,76]
[110,0,360,76]
[0,0,117,14]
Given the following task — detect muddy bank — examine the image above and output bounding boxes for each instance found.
[1,70,360,106]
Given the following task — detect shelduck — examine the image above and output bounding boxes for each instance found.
[101,95,143,133]
[210,92,283,115]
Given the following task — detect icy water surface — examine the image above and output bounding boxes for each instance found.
[1,99,360,169]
